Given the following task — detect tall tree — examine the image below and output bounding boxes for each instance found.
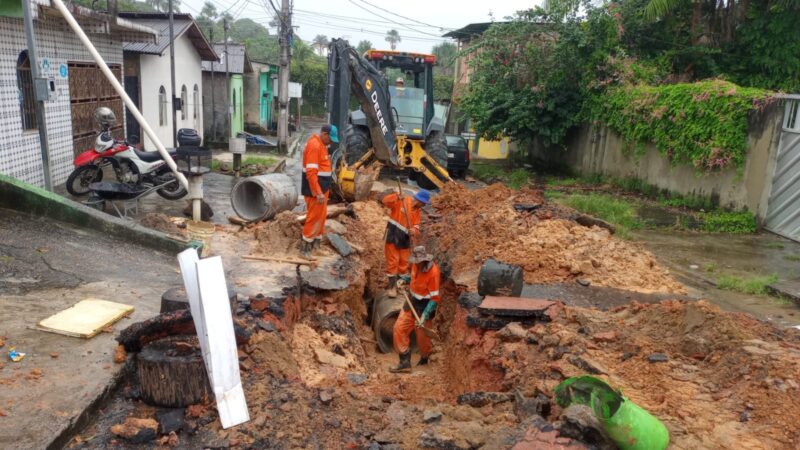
[431,42,457,77]
[196,1,217,39]
[312,34,329,56]
[356,40,373,54]
[145,0,179,12]
[385,29,401,50]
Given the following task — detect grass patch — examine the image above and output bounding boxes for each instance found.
[717,274,778,295]
[242,155,278,166]
[557,193,642,237]
[659,195,715,211]
[764,242,786,249]
[783,254,800,262]
[508,169,530,190]
[470,163,508,183]
[546,177,580,187]
[211,159,222,171]
[704,263,718,273]
[700,211,757,234]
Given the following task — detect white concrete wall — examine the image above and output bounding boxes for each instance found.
[139,33,203,150]
[0,16,124,187]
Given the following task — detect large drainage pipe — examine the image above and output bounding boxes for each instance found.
[231,173,298,221]
[478,258,524,297]
[371,292,422,354]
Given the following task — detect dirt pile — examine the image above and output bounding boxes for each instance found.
[430,183,684,294]
[338,200,389,295]
[449,298,800,449]
[138,213,183,236]
[254,211,303,254]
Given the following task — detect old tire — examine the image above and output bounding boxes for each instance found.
[66,165,102,196]
[344,125,371,165]
[417,131,449,190]
[156,174,188,200]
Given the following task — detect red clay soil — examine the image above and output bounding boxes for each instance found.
[430,183,684,294]
[452,299,800,449]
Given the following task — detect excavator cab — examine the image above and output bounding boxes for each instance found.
[326,40,451,200]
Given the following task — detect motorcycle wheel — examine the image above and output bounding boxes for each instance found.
[156,175,188,200]
[66,164,102,196]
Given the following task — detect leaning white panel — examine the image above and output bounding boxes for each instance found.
[177,248,213,384]
[195,256,250,428]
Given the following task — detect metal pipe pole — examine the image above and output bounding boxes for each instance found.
[169,0,177,147]
[50,0,188,190]
[277,0,291,154]
[210,28,216,143]
[224,18,230,139]
[23,0,52,191]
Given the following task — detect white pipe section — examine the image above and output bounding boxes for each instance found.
[50,0,189,191]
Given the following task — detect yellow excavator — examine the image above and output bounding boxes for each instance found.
[326,39,452,201]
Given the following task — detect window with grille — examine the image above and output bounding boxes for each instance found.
[159,86,167,126]
[193,84,199,119]
[181,85,187,120]
[17,51,36,131]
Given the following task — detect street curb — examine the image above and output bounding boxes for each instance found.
[0,174,189,255]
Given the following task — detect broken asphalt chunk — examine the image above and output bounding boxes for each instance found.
[326,233,353,257]
[157,408,185,435]
[457,391,514,407]
[647,353,669,363]
[423,410,443,423]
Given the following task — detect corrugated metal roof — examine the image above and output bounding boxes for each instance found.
[119,13,218,61]
[201,43,252,74]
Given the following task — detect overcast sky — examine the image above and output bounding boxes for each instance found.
[181,0,541,53]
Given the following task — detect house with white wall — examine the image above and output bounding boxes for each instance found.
[120,12,217,150]
[0,1,156,189]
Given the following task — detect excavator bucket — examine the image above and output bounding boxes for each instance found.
[335,165,378,202]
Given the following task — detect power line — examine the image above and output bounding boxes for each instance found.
[346,0,444,37]
[352,0,452,31]
[293,16,445,43]
[292,8,446,28]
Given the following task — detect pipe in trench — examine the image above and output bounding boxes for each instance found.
[230,173,298,221]
[372,292,422,354]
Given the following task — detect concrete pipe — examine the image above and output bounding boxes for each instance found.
[372,293,407,354]
[231,173,298,221]
[477,258,524,297]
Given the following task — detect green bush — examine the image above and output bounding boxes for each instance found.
[471,164,507,183]
[700,210,757,233]
[590,80,774,172]
[508,169,530,190]
[717,274,778,295]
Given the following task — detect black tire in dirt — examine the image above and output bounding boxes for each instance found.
[156,178,188,200]
[344,125,371,165]
[416,131,449,190]
[66,164,103,196]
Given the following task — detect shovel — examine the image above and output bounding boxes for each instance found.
[399,288,438,339]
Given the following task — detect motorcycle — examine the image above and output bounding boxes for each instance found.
[66,107,187,200]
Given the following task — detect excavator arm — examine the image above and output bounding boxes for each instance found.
[327,39,398,165]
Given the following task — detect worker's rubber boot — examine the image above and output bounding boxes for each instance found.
[387,276,397,298]
[389,351,412,373]
[418,355,430,366]
[301,241,312,259]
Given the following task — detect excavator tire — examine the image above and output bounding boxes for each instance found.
[344,125,371,165]
[417,131,449,190]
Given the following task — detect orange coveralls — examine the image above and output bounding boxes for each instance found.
[393,261,441,357]
[382,193,421,277]
[301,134,332,243]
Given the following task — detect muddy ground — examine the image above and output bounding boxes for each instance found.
[67,183,800,450]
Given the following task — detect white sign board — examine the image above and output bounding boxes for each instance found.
[178,250,250,429]
[230,136,246,154]
[274,82,303,99]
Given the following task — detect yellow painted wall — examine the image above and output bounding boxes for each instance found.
[466,136,512,159]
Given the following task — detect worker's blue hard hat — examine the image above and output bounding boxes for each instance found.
[414,189,431,205]
[322,124,339,143]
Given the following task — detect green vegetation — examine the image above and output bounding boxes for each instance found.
[764,242,786,250]
[704,263,718,273]
[783,255,800,262]
[717,274,778,295]
[591,81,773,171]
[659,195,715,211]
[243,156,278,166]
[471,163,509,183]
[700,211,757,234]
[558,193,642,238]
[508,169,530,190]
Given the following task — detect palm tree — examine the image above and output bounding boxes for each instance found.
[356,40,373,54]
[312,34,329,56]
[385,29,401,50]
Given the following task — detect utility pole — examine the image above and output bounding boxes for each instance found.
[168,0,177,146]
[210,28,216,143]
[277,0,291,154]
[224,18,240,175]
[23,0,52,191]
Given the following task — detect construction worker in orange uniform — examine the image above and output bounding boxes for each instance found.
[390,245,440,373]
[382,189,430,297]
[301,124,337,257]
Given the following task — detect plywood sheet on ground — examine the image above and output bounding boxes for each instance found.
[37,299,134,338]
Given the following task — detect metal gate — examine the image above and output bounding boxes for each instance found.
[765,99,800,240]
[68,62,124,155]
